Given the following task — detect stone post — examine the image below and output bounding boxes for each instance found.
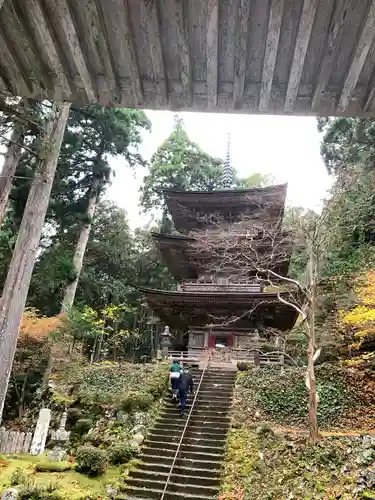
[30,408,51,455]
[279,354,285,374]
[254,350,260,370]
[204,331,209,348]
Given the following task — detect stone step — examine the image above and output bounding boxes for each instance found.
[123,367,235,499]
[124,486,215,500]
[195,393,234,401]
[155,417,231,428]
[157,411,231,422]
[130,468,221,486]
[161,407,231,419]
[198,386,234,392]
[164,397,233,408]
[125,477,219,497]
[151,423,229,436]
[155,416,230,427]
[164,399,232,408]
[163,405,232,415]
[147,433,225,448]
[136,462,221,478]
[149,427,228,440]
[140,453,223,470]
[141,446,225,460]
[199,375,236,382]
[143,439,225,454]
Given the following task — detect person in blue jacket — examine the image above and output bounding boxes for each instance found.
[177,367,194,417]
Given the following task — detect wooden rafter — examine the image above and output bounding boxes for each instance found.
[285,0,318,112]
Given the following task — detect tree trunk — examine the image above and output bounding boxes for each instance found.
[0,102,70,423]
[0,121,25,227]
[307,327,318,443]
[61,180,99,311]
[307,237,319,443]
[18,371,28,418]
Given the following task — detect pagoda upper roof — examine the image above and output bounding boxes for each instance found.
[140,287,299,331]
[164,183,287,233]
[152,231,292,281]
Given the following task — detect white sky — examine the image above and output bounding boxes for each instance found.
[107,111,332,229]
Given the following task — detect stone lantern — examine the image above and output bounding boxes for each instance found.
[48,411,70,462]
[159,325,172,358]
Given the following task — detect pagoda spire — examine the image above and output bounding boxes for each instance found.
[223,132,232,188]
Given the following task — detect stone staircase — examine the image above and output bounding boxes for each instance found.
[123,365,236,499]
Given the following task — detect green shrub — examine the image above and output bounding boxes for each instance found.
[67,407,82,421]
[260,344,276,353]
[75,445,108,477]
[109,443,134,465]
[73,418,92,435]
[35,462,72,472]
[120,391,154,412]
[237,362,253,372]
[10,466,27,485]
[19,482,62,500]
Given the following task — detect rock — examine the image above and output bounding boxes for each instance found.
[130,424,146,435]
[132,412,147,426]
[274,429,286,439]
[255,424,272,436]
[106,484,118,499]
[363,435,372,448]
[129,432,144,452]
[48,446,67,462]
[116,411,129,423]
[255,411,261,419]
[1,488,18,500]
[129,433,144,447]
[361,448,374,463]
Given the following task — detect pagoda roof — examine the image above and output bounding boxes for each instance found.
[151,233,198,280]
[164,184,287,233]
[151,231,292,281]
[140,287,299,331]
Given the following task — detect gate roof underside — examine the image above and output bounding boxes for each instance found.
[2,0,375,116]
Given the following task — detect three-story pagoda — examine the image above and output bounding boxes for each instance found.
[140,183,299,356]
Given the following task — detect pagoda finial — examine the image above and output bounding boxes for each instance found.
[223,132,232,188]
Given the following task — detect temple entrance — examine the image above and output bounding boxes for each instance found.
[209,334,234,348]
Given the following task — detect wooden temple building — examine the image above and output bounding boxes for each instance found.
[140,181,299,360]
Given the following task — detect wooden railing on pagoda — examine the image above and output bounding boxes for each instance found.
[166,346,288,368]
[177,279,262,293]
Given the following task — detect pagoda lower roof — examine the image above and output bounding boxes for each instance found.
[151,232,292,281]
[164,184,287,233]
[140,287,299,331]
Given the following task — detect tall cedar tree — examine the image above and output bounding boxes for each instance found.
[58,106,150,310]
[140,117,225,232]
[0,102,70,422]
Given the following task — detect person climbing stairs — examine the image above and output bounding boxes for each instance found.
[124,365,237,499]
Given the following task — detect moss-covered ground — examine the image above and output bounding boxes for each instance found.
[1,360,170,499]
[220,364,375,499]
[220,427,375,500]
[0,454,121,499]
